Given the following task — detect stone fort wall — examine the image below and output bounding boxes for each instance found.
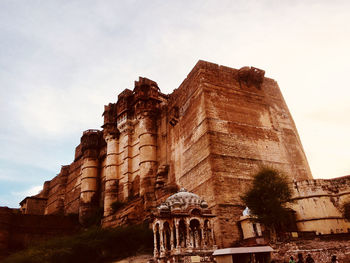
[22,60,313,247]
[290,176,350,235]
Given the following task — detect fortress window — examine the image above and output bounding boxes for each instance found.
[118,114,127,124]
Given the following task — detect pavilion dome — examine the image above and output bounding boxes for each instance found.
[158,188,208,213]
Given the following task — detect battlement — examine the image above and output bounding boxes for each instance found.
[118,88,133,99]
[134,77,159,90]
[292,175,350,199]
[80,129,105,157]
[182,60,265,88]
[83,129,101,135]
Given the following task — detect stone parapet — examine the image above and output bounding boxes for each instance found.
[81,129,105,158]
[290,175,350,235]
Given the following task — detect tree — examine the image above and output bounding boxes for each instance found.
[241,167,293,238]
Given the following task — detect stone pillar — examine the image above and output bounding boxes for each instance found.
[79,130,103,224]
[163,225,168,251]
[194,228,200,248]
[200,220,205,249]
[159,223,165,256]
[153,224,159,257]
[170,224,174,250]
[138,113,158,210]
[210,220,215,246]
[175,220,180,249]
[103,133,120,216]
[186,218,190,248]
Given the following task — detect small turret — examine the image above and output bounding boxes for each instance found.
[79,129,104,225]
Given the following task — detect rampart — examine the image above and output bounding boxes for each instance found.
[290,176,350,235]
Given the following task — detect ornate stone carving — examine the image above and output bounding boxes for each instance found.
[81,129,105,158]
[155,164,169,189]
[169,106,179,126]
[238,66,265,89]
[152,189,216,262]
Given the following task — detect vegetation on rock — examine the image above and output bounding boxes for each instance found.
[3,224,153,263]
[111,201,126,213]
[85,207,104,227]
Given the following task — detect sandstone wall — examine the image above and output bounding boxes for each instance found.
[290,176,350,235]
[21,60,313,247]
[20,197,47,215]
[40,161,83,215]
[168,61,312,247]
[66,158,84,213]
[168,66,214,203]
[272,236,350,262]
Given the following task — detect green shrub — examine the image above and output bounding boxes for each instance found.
[3,224,153,263]
[241,167,293,234]
[84,207,104,227]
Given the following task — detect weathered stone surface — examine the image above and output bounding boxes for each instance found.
[112,254,153,263]
[271,236,350,262]
[19,196,47,215]
[290,176,350,235]
[152,189,216,262]
[18,60,314,248]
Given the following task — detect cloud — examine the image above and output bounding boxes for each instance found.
[4,185,43,208]
[0,0,350,209]
[12,185,42,198]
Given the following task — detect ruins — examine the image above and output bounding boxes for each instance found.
[2,60,350,261]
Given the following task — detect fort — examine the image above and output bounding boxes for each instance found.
[1,60,350,261]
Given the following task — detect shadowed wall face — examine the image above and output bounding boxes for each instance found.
[0,207,79,260]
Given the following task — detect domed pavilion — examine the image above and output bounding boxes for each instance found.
[152,188,216,263]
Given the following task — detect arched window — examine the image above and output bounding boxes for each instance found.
[179,219,187,248]
[155,223,160,253]
[173,222,177,248]
[190,219,201,248]
[204,219,211,246]
[163,221,171,251]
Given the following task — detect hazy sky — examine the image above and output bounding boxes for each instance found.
[1,0,349,208]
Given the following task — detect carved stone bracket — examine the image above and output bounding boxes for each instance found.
[156,164,169,189]
[103,123,120,140]
[238,66,265,89]
[169,106,179,126]
[81,130,105,158]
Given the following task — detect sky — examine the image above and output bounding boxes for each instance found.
[0,0,349,208]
